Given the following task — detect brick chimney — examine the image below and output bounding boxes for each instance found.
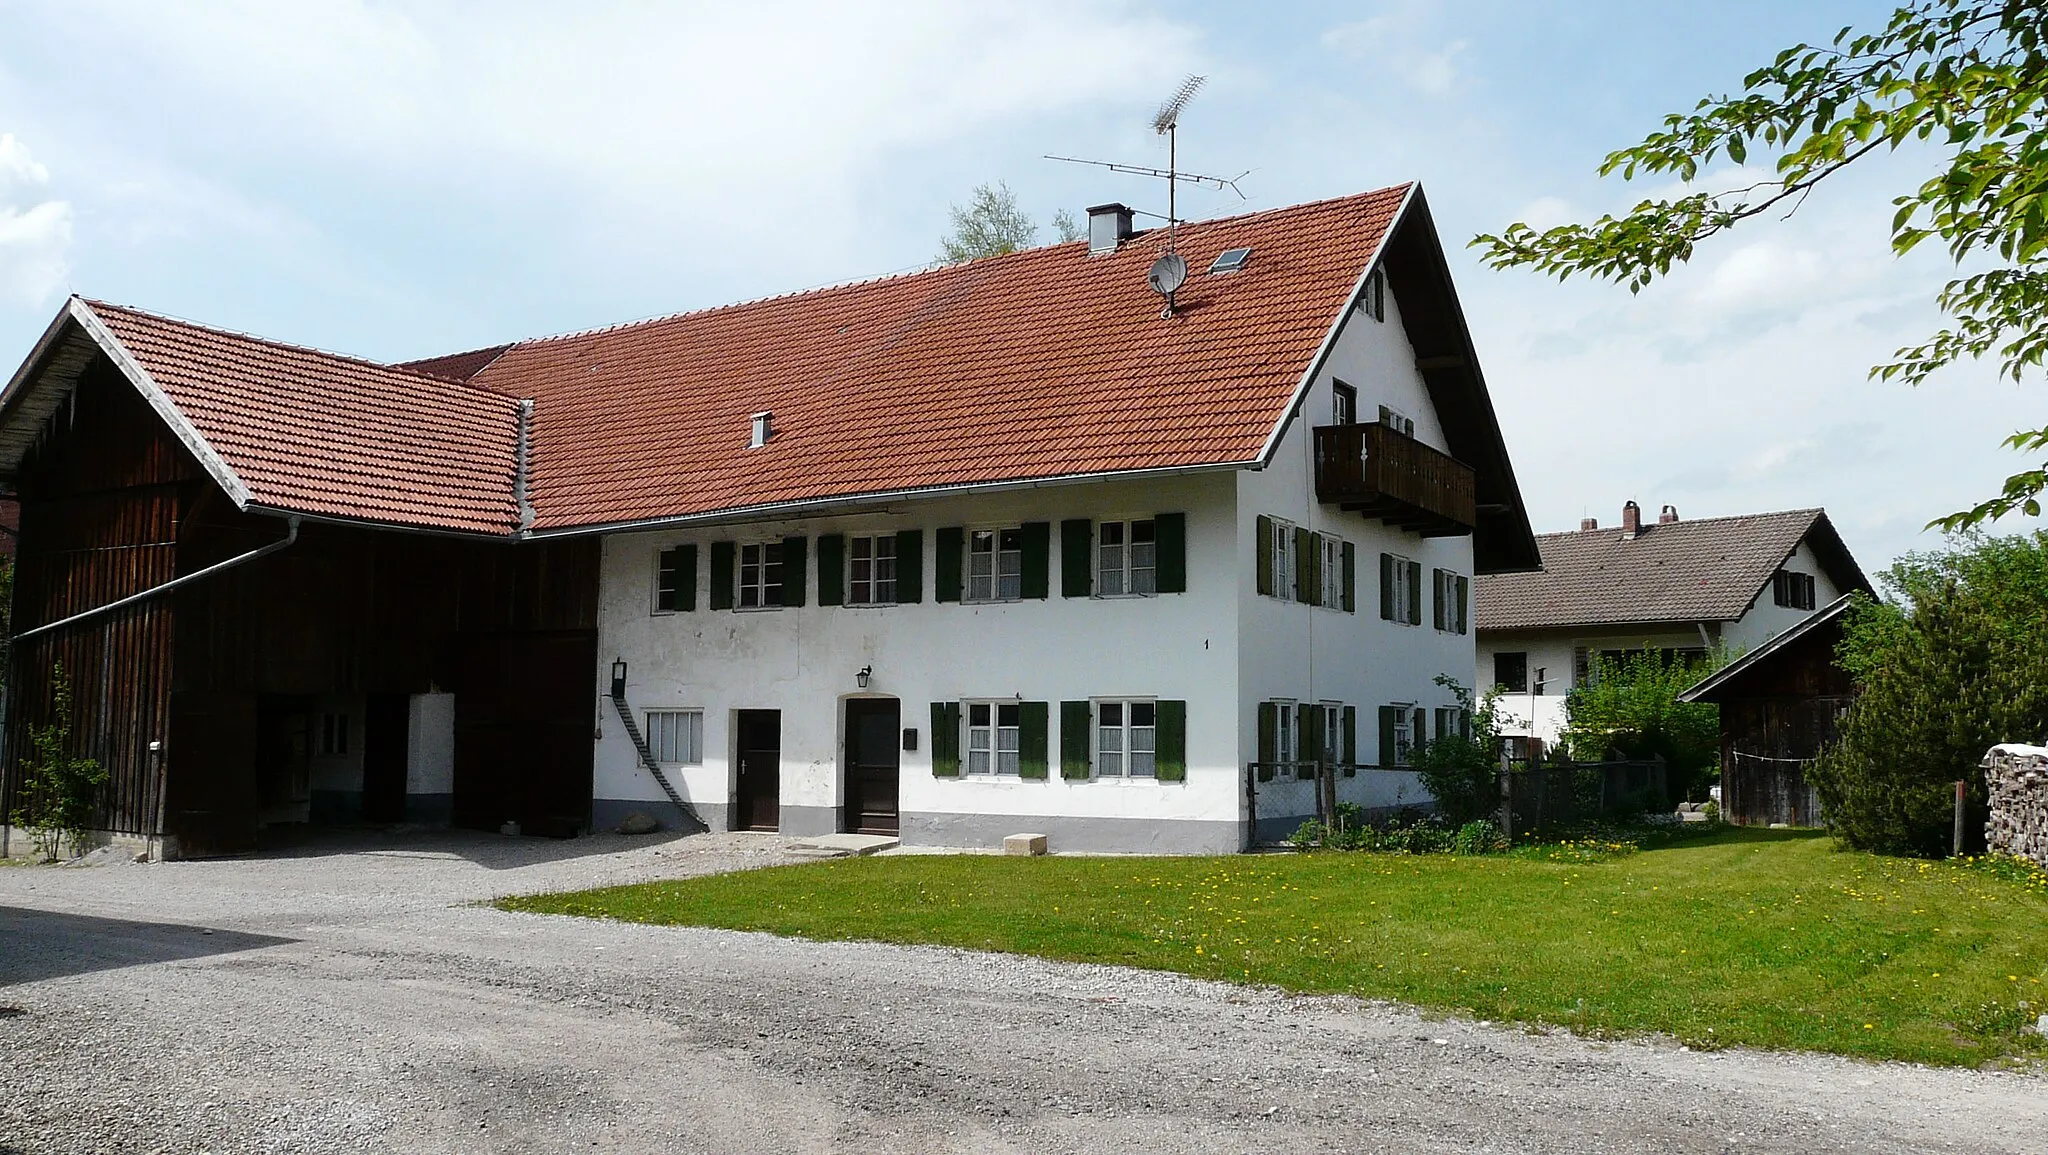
[1621,500,1642,540]
[1659,504,1679,525]
[1580,517,1598,531]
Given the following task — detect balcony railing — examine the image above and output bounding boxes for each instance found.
[1313,422,1476,537]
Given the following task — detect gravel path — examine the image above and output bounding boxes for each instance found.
[1,829,2044,1154]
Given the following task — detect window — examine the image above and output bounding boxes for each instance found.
[1269,517,1298,603]
[655,547,686,613]
[1433,568,1469,634]
[967,528,1024,601]
[1772,570,1817,610]
[1318,535,1343,609]
[1332,380,1357,426]
[645,709,703,764]
[1377,404,1415,438]
[1275,700,1297,773]
[1434,707,1467,742]
[1494,651,1529,693]
[1095,700,1157,778]
[317,712,348,757]
[1383,554,1419,624]
[1391,705,1416,766]
[738,542,784,608]
[849,534,897,605]
[1098,519,1157,596]
[1361,268,1386,322]
[965,702,1021,775]
[1322,701,1343,770]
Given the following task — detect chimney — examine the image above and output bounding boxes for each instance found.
[1580,517,1598,532]
[750,411,773,449]
[1659,504,1679,525]
[1087,203,1134,255]
[1621,500,1641,540]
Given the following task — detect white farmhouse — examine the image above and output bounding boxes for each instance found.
[1474,503,1870,752]
[0,184,1537,859]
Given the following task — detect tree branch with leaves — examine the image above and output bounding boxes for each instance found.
[1474,1,2048,529]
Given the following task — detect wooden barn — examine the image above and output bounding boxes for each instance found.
[1678,594,1856,827]
[0,299,600,857]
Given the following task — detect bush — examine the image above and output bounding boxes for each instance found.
[9,663,108,862]
[1410,676,1503,826]
[1809,533,2048,857]
[1561,649,1722,804]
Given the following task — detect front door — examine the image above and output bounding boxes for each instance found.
[843,699,901,834]
[734,709,781,831]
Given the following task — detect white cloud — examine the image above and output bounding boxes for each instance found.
[1321,10,1469,96]
[0,133,73,305]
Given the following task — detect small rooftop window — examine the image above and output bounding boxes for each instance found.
[1209,247,1252,274]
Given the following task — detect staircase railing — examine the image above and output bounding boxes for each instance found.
[608,687,708,833]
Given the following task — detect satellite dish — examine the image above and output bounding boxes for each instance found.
[1148,253,1189,296]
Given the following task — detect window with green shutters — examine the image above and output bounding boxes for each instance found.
[1379,553,1423,625]
[1061,701,1092,778]
[1432,568,1470,634]
[930,701,961,776]
[709,541,735,610]
[895,529,924,603]
[654,544,696,613]
[935,527,964,602]
[1378,703,1420,766]
[1061,519,1093,597]
[1258,515,1297,602]
[816,534,845,607]
[779,536,807,607]
[1154,512,1186,593]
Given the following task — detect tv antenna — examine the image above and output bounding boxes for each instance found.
[1044,73,1248,317]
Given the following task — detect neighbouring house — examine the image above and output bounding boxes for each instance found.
[1676,593,1856,826]
[1474,503,1870,753]
[0,184,1537,859]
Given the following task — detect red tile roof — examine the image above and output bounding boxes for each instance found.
[471,187,1411,531]
[86,302,523,534]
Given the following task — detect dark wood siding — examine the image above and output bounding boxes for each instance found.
[1706,617,1854,828]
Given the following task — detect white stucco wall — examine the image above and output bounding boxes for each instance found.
[1720,540,1842,654]
[595,472,1245,850]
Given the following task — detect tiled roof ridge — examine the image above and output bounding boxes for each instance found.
[81,298,525,409]
[502,184,1416,350]
[1533,507,1821,540]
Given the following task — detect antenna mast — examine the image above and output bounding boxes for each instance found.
[1151,74,1205,254]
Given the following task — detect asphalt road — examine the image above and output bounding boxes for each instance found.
[1,829,2043,1154]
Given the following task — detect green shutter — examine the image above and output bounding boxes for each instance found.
[677,544,699,611]
[1294,526,1313,603]
[1432,568,1447,630]
[895,529,923,603]
[1379,553,1394,620]
[1155,700,1186,782]
[1341,541,1355,613]
[1296,704,1317,780]
[780,536,807,607]
[1414,706,1428,747]
[710,541,735,611]
[1378,705,1396,768]
[931,702,960,777]
[1061,701,1092,779]
[1155,512,1186,593]
[1460,709,1473,740]
[935,527,963,602]
[816,533,845,607]
[1020,521,1050,599]
[1257,701,1278,781]
[1456,575,1470,635]
[1061,519,1093,597]
[1406,559,1423,625]
[1256,516,1275,596]
[1342,705,1358,776]
[1019,702,1049,779]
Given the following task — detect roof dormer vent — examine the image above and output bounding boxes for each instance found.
[1087,203,1134,255]
[750,411,773,449]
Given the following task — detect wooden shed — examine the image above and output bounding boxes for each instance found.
[0,299,600,857]
[1678,594,1855,827]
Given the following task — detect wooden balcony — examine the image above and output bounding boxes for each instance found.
[1313,422,1476,537]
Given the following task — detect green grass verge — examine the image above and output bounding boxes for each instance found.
[498,828,2048,1067]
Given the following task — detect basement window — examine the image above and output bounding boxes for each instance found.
[645,709,704,765]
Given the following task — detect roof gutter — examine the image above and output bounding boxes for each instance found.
[12,516,299,644]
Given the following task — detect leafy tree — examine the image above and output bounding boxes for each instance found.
[1473,2,2048,530]
[938,182,1081,263]
[9,662,108,861]
[1410,676,1504,826]
[1561,650,1722,802]
[1811,532,2048,855]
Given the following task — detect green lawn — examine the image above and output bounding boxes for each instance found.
[499,828,2048,1067]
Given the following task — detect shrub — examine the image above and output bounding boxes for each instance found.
[9,663,108,862]
[1410,676,1502,826]
[1561,649,1722,804]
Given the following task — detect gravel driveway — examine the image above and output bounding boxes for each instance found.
[1,829,2043,1154]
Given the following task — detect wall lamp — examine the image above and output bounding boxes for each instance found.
[856,664,873,690]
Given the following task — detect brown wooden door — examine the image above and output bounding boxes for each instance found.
[843,699,900,834]
[734,709,780,831]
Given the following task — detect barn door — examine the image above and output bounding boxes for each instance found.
[452,630,597,837]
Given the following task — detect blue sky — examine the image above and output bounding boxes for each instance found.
[0,1,2024,572]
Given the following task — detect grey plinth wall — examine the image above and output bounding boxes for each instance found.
[1983,744,2048,867]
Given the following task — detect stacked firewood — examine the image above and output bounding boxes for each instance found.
[1983,744,2048,867]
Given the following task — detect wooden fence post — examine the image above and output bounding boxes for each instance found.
[1954,779,1967,858]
